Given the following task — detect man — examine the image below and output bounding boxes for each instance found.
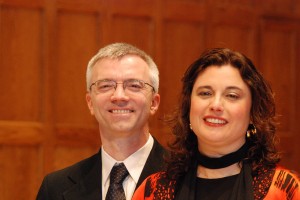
[37,43,166,200]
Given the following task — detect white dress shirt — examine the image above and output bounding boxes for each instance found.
[101,135,154,200]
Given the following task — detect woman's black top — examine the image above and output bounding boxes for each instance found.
[195,174,239,200]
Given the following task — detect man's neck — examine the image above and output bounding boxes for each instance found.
[101,132,149,161]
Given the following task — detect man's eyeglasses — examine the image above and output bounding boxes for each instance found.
[89,79,155,93]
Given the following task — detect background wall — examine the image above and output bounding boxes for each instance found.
[0,0,300,199]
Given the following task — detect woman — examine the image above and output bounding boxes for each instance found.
[133,48,300,200]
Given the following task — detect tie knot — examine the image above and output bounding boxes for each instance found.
[110,163,129,184]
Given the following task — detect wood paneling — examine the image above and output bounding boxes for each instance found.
[0,121,43,144]
[110,15,154,53]
[0,145,42,200]
[0,6,43,121]
[54,10,99,125]
[1,0,300,199]
[161,20,205,115]
[260,18,299,169]
[54,145,99,170]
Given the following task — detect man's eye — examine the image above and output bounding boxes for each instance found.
[128,83,142,88]
[126,81,144,91]
[97,83,114,90]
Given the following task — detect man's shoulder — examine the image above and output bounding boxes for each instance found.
[151,137,168,155]
[45,151,100,183]
[145,137,167,167]
[36,152,101,199]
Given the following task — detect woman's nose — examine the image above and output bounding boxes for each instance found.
[209,97,224,112]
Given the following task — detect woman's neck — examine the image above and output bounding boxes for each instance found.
[197,162,242,179]
[196,142,249,170]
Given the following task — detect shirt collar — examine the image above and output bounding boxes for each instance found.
[101,135,154,186]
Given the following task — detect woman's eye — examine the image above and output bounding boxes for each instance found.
[198,91,212,97]
[226,93,239,100]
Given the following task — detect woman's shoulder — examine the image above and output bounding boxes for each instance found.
[133,172,177,200]
[265,165,300,200]
[275,165,300,179]
[273,165,300,190]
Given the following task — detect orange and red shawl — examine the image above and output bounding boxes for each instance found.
[133,165,299,200]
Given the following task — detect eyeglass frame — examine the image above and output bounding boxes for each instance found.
[89,79,156,93]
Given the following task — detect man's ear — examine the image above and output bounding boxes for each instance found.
[150,93,160,114]
[86,92,94,115]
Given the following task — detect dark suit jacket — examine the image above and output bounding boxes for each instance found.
[36,138,166,200]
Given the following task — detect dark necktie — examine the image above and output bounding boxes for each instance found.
[105,163,129,200]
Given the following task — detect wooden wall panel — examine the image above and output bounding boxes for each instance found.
[0,145,42,200]
[296,31,300,168]
[209,25,256,61]
[0,6,43,121]
[55,125,100,149]
[260,18,298,168]
[162,0,205,21]
[1,0,300,199]
[108,0,154,16]
[160,20,205,115]
[54,11,99,125]
[53,145,98,170]
[157,20,205,145]
[206,5,257,61]
[0,121,43,144]
[109,15,154,54]
[261,0,296,14]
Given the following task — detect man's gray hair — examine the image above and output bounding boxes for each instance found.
[86,43,159,92]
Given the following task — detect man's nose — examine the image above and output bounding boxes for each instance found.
[110,83,129,100]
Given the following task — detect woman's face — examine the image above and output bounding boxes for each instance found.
[189,65,252,155]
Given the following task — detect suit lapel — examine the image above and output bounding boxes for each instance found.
[136,138,166,188]
[61,139,166,199]
[63,151,103,200]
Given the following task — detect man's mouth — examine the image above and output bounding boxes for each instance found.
[110,109,133,113]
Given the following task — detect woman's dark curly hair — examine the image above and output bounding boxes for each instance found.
[166,48,280,180]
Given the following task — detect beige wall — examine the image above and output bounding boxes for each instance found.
[1,0,300,199]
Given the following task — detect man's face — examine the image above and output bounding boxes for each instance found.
[86,55,160,139]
